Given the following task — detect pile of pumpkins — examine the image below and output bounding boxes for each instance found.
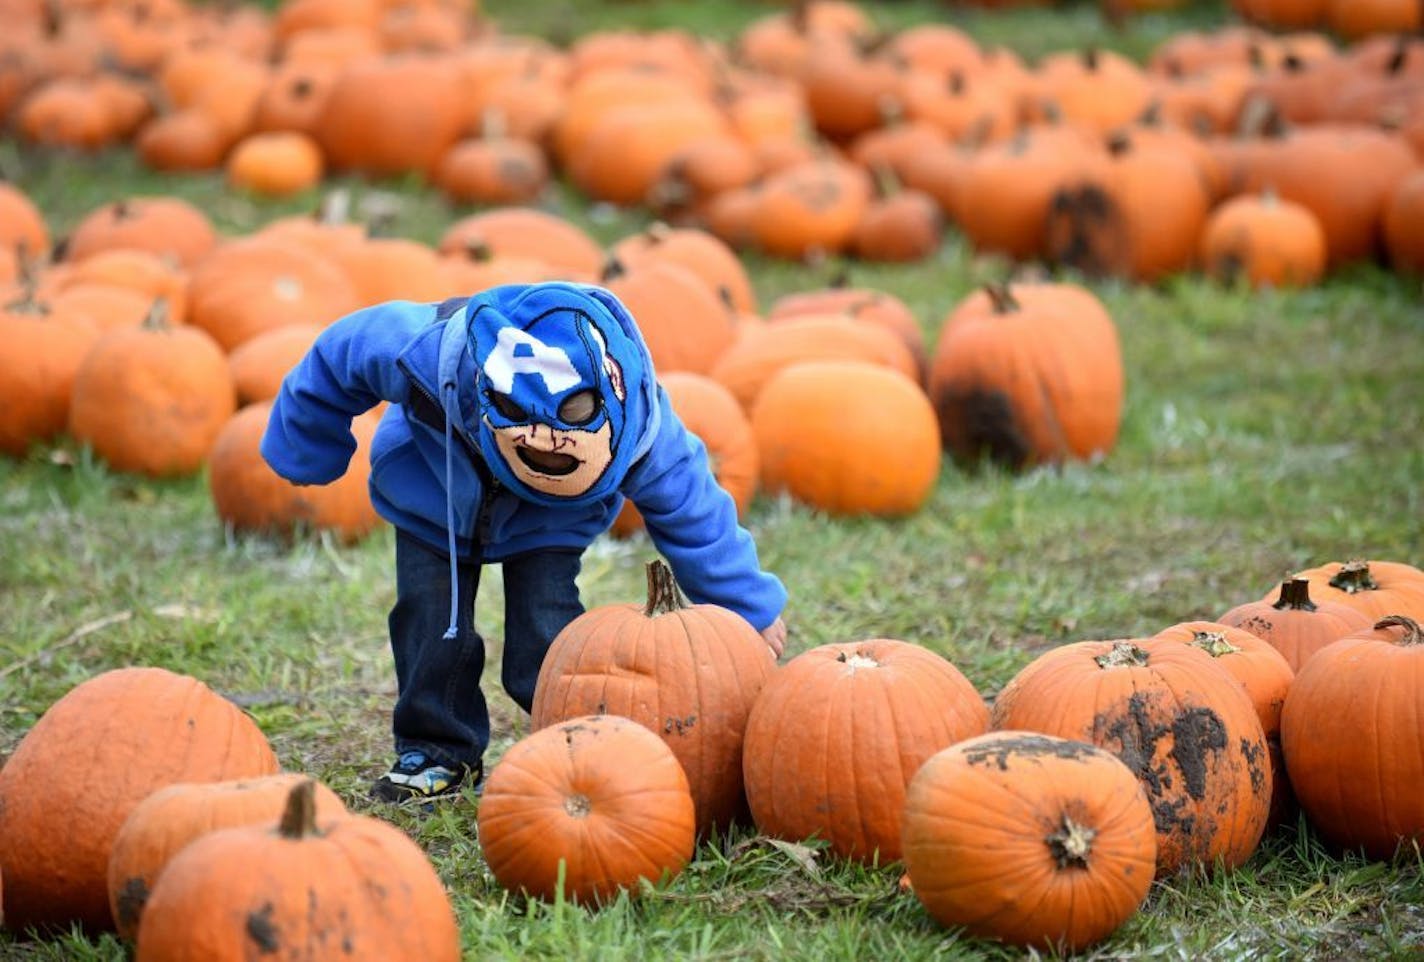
[2,556,1421,954]
[2,0,1421,284]
[0,179,1125,541]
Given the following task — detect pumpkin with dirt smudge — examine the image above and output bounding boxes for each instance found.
[990,637,1272,877]
[928,282,1122,470]
[133,780,459,961]
[107,774,348,941]
[530,560,773,837]
[902,731,1157,951]
[742,638,990,864]
[477,714,696,903]
[1220,577,1374,672]
[1281,615,1424,859]
[1152,621,1296,828]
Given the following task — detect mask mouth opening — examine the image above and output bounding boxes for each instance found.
[516,447,581,476]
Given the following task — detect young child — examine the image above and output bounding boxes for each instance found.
[261,281,788,802]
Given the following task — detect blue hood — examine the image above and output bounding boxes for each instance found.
[457,282,660,508]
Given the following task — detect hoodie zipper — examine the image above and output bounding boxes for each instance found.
[400,366,503,550]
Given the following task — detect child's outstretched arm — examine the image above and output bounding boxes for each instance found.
[621,391,788,643]
[261,301,434,485]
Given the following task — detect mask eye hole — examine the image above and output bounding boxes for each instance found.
[558,389,600,426]
[487,391,527,421]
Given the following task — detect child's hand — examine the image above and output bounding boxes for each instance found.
[761,617,787,659]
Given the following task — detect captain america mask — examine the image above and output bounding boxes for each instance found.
[473,304,628,499]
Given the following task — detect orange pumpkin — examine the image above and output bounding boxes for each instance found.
[0,182,49,258]
[64,197,217,269]
[1201,190,1327,288]
[1281,616,1424,858]
[226,131,325,198]
[68,302,237,478]
[531,560,775,836]
[742,638,990,863]
[751,360,940,518]
[437,208,604,279]
[0,667,279,932]
[56,249,190,326]
[433,135,550,205]
[767,285,927,384]
[851,185,944,264]
[107,774,348,940]
[991,638,1273,877]
[749,159,873,261]
[208,403,384,544]
[1384,170,1424,274]
[1219,577,1375,672]
[0,289,100,456]
[602,259,739,377]
[902,732,1156,951]
[134,780,460,960]
[1327,0,1422,39]
[610,224,758,316]
[478,715,695,904]
[227,324,323,406]
[928,283,1123,469]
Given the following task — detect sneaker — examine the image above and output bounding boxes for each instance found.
[370,751,479,804]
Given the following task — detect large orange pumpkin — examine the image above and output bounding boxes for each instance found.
[602,259,739,377]
[208,403,384,544]
[107,774,348,940]
[531,560,775,836]
[133,780,460,961]
[742,638,990,863]
[437,207,603,279]
[227,324,323,406]
[609,223,758,316]
[477,715,696,904]
[991,638,1272,877]
[928,283,1123,469]
[751,360,940,518]
[0,667,279,933]
[902,731,1157,952]
[64,197,217,269]
[1281,616,1424,858]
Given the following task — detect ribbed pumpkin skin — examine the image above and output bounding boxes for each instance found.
[1282,560,1424,623]
[1152,620,1297,828]
[0,667,279,933]
[477,715,696,903]
[531,563,774,836]
[742,639,990,863]
[133,783,460,962]
[991,638,1272,877]
[902,731,1157,952]
[107,774,348,940]
[1281,617,1424,859]
[1220,578,1374,672]
[0,307,99,456]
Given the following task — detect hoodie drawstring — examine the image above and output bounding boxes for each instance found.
[440,381,461,641]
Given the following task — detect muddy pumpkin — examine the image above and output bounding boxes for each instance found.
[991,637,1272,877]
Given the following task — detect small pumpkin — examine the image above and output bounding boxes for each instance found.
[133,780,460,961]
[1219,577,1375,672]
[742,638,990,863]
[751,360,940,518]
[1200,190,1327,288]
[107,774,348,941]
[226,131,325,198]
[477,714,696,904]
[433,134,550,206]
[437,208,604,279]
[531,560,775,836]
[767,285,927,384]
[902,732,1156,952]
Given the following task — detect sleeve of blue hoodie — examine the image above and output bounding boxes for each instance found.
[260,301,432,485]
[620,388,787,632]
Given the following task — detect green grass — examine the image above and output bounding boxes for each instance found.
[3,0,1424,959]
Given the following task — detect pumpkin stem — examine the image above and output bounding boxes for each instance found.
[835,649,879,669]
[644,559,687,616]
[1105,131,1133,157]
[1095,642,1150,669]
[277,779,323,840]
[1387,37,1409,76]
[601,255,627,284]
[140,297,171,330]
[1272,578,1317,612]
[983,283,1020,314]
[1327,560,1379,594]
[1046,814,1096,869]
[948,71,966,97]
[1191,631,1240,658]
[1082,47,1100,72]
[1374,615,1424,645]
[644,221,672,245]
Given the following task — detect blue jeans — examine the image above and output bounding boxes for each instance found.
[387,529,584,771]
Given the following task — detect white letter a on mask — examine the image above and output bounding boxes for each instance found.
[483,327,582,394]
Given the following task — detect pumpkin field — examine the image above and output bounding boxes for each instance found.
[2,0,1423,958]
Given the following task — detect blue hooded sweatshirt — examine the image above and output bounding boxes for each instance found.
[260,281,786,633]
